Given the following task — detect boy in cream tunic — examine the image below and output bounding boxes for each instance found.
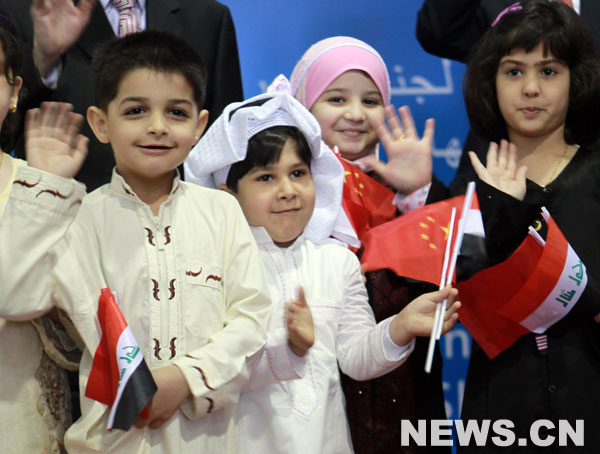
[0,31,271,453]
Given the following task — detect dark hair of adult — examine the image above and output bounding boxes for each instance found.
[92,30,207,112]
[463,0,600,146]
[226,125,313,193]
[0,14,23,152]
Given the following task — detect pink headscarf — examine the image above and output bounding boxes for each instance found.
[285,36,391,110]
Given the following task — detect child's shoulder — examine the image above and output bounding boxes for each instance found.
[179,181,240,208]
[306,238,361,268]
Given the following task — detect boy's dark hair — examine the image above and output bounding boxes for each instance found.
[464,0,600,145]
[226,125,313,193]
[92,30,207,111]
[0,14,23,152]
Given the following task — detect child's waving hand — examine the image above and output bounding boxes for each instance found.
[469,140,527,201]
[364,105,434,195]
[25,102,88,178]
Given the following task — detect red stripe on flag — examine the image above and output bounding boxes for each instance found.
[85,288,126,406]
[497,214,568,323]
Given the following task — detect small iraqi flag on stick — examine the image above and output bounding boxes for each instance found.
[85,288,157,431]
[456,208,588,358]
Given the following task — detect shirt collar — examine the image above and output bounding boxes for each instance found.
[250,226,305,249]
[109,168,182,203]
[101,0,146,10]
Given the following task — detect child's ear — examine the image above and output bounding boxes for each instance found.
[86,106,110,144]
[193,109,209,145]
[218,183,235,196]
[10,76,22,107]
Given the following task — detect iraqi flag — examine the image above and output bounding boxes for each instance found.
[85,288,157,431]
[457,208,588,358]
[360,193,484,285]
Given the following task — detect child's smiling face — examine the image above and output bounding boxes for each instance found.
[88,68,208,185]
[310,70,385,161]
[232,138,315,248]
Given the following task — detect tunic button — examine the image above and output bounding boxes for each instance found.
[543,187,552,194]
[548,384,557,393]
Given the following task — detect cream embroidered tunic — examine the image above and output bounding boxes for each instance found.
[0,165,271,454]
[236,228,415,454]
[0,156,73,454]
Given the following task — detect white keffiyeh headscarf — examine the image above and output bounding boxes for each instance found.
[184,92,358,246]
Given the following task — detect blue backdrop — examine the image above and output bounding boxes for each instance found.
[222,0,472,426]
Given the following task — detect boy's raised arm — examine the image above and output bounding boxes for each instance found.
[0,102,88,320]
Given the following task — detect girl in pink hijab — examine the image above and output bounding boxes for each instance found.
[270,36,433,200]
[270,37,450,454]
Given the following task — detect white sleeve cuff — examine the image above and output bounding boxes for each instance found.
[393,182,431,214]
[382,317,415,360]
[40,61,62,90]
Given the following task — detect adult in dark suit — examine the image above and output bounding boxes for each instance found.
[0,0,243,191]
[415,0,600,181]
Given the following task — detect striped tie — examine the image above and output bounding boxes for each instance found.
[110,0,140,37]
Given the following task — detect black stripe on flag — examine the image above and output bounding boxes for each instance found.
[111,358,158,431]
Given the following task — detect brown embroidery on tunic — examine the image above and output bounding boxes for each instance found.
[193,366,215,390]
[144,228,155,246]
[122,184,134,196]
[185,353,198,359]
[168,279,176,300]
[163,226,172,245]
[169,337,177,359]
[153,339,162,360]
[206,274,222,283]
[206,397,215,414]
[14,178,40,188]
[186,269,202,277]
[151,279,160,301]
[36,189,68,199]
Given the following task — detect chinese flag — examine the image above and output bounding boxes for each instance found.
[335,154,397,241]
[360,194,480,285]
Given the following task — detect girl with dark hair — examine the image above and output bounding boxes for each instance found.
[457,1,600,451]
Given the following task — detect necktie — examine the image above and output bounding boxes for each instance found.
[110,0,140,37]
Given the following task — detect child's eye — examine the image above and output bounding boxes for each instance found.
[327,96,345,103]
[256,174,273,182]
[170,108,189,118]
[363,98,382,106]
[290,169,307,178]
[541,68,557,77]
[507,68,522,77]
[124,106,145,115]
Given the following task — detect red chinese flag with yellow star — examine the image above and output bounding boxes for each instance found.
[360,195,480,285]
[336,155,397,241]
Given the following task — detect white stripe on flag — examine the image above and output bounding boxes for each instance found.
[107,325,144,429]
[463,208,485,238]
[520,243,587,333]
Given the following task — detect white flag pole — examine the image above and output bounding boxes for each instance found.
[424,207,456,373]
[435,181,476,341]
